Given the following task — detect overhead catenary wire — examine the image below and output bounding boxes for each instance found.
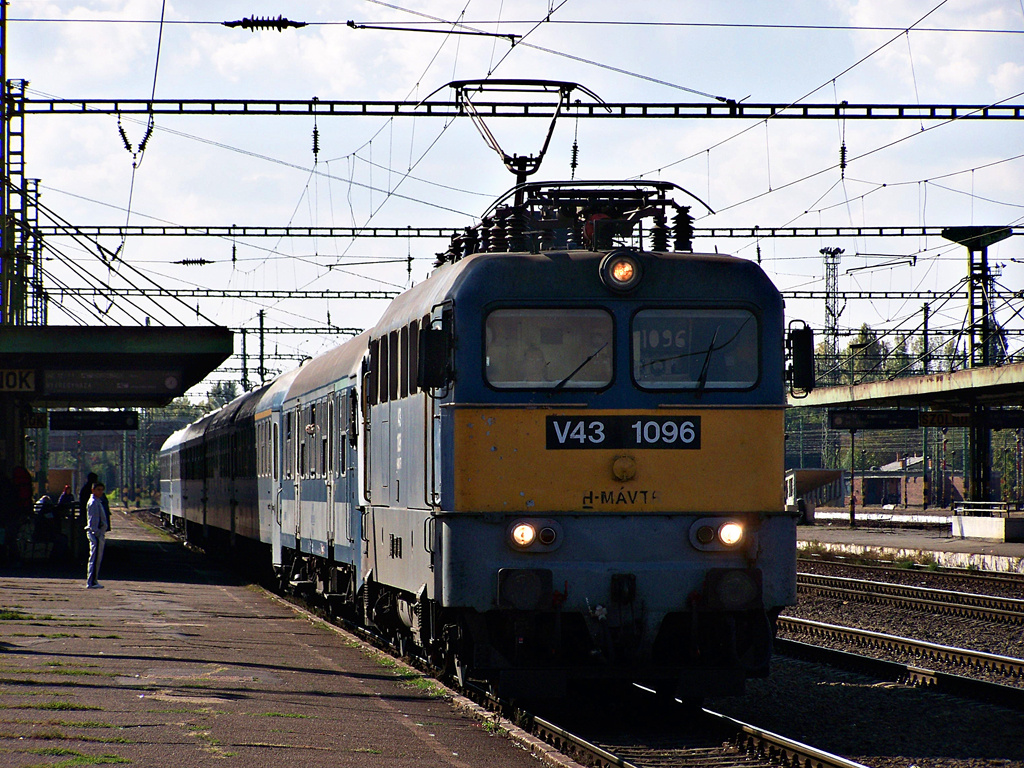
[13,4,1023,383]
[15,15,1024,35]
[633,0,958,191]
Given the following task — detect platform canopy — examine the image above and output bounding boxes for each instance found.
[789,361,1024,411]
[0,325,233,406]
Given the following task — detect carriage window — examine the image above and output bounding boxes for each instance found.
[272,422,279,482]
[632,308,758,390]
[485,309,613,389]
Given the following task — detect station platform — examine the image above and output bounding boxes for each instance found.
[0,510,577,768]
[798,510,1024,574]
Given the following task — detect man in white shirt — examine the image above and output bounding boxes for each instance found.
[85,482,109,589]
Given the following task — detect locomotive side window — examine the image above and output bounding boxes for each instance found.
[407,319,420,396]
[400,325,410,399]
[389,330,400,401]
[632,308,758,390]
[367,338,380,406]
[485,309,613,389]
[379,336,390,404]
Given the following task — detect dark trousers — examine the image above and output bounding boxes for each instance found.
[86,530,105,586]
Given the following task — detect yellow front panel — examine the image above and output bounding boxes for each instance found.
[453,408,784,514]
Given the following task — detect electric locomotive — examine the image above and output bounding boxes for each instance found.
[160,180,814,700]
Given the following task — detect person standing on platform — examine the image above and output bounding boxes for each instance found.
[85,482,109,589]
[57,485,75,515]
[78,472,98,527]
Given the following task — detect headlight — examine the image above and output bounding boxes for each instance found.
[511,523,536,547]
[599,250,642,292]
[718,521,744,546]
[689,517,749,551]
[695,525,716,545]
[507,519,563,552]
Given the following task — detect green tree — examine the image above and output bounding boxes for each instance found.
[207,381,240,409]
[844,324,890,383]
[885,334,912,378]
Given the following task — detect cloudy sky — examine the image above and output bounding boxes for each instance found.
[10,1,1024,394]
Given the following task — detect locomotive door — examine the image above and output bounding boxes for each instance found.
[428,394,441,506]
[425,304,449,507]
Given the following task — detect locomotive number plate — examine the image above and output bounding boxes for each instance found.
[545,415,701,450]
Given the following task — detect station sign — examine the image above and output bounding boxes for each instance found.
[919,411,973,428]
[0,369,37,392]
[43,369,182,397]
[49,411,139,431]
[984,411,1024,430]
[828,409,920,431]
[25,411,47,428]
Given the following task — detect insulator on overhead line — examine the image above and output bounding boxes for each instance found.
[138,119,155,153]
[312,126,320,159]
[222,15,307,32]
[839,143,848,177]
[118,123,132,153]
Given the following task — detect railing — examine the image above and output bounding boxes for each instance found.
[954,500,1009,517]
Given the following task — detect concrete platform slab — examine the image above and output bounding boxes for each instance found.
[0,511,578,768]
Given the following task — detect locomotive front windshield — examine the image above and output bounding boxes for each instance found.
[486,308,613,389]
[632,308,758,390]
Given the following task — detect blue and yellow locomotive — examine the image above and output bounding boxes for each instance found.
[160,180,813,699]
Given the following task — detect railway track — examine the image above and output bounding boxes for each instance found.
[528,704,874,768]
[778,615,1024,705]
[797,572,1024,624]
[798,556,1024,588]
[259,574,873,768]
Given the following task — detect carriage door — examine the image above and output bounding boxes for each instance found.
[326,395,335,550]
[294,405,305,546]
[339,390,357,546]
[270,419,283,567]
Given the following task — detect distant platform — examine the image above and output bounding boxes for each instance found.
[799,516,1024,574]
[810,509,952,526]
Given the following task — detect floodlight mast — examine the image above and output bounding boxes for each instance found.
[447,79,608,204]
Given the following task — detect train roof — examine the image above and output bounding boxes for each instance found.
[284,330,371,404]
[370,248,780,336]
[253,365,302,419]
[181,408,217,444]
[209,384,269,431]
[159,425,189,454]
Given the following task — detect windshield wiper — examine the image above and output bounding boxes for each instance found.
[695,327,720,396]
[553,342,608,391]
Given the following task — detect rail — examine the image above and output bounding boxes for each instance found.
[796,573,1024,624]
[778,616,1024,680]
